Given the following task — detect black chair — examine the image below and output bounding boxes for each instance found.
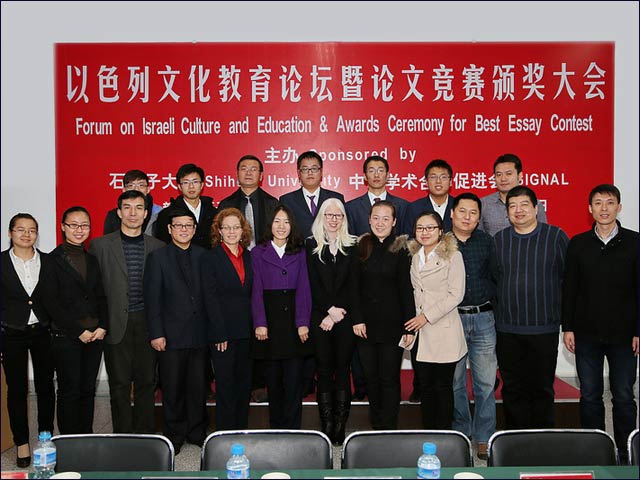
[341,430,473,468]
[201,429,332,471]
[487,429,618,466]
[628,429,639,466]
[51,433,175,471]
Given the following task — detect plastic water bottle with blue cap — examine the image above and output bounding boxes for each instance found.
[226,443,250,479]
[417,441,441,479]
[33,431,56,478]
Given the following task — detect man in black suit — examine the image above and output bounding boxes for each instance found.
[404,158,456,234]
[154,163,217,249]
[217,155,278,249]
[144,209,209,454]
[279,150,344,397]
[345,155,409,401]
[279,150,345,238]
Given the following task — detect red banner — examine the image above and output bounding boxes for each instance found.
[55,42,613,239]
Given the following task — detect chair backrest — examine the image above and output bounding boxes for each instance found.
[51,433,175,472]
[629,429,639,466]
[201,429,332,471]
[487,429,618,467]
[341,430,473,468]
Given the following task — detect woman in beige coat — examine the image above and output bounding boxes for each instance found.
[404,211,467,429]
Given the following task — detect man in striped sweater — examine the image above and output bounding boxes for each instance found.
[494,185,568,429]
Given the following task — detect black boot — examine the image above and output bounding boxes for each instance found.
[333,390,351,445]
[317,391,334,440]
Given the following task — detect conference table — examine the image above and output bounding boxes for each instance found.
[42,465,638,479]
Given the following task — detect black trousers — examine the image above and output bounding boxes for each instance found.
[415,360,457,429]
[212,339,252,431]
[104,311,157,433]
[357,341,404,430]
[313,319,355,394]
[158,347,208,447]
[52,333,103,434]
[264,357,304,428]
[497,331,558,429]
[1,324,55,446]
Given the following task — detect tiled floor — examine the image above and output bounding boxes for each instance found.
[0,377,625,472]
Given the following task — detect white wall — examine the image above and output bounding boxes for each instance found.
[2,1,638,378]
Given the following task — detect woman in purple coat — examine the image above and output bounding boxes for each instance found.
[251,203,312,429]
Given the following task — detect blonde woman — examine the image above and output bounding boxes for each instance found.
[306,198,357,444]
[405,211,467,429]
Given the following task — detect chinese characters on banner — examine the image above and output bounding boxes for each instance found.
[55,42,613,238]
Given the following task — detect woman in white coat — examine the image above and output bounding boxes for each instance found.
[404,211,467,429]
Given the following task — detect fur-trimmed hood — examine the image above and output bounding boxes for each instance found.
[408,231,459,260]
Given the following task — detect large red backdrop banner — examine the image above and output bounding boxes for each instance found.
[55,42,613,239]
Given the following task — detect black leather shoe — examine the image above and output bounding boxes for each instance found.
[409,389,420,403]
[352,390,366,401]
[16,455,31,468]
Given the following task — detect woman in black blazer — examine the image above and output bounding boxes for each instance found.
[351,200,415,430]
[305,198,357,445]
[47,206,108,434]
[1,213,55,468]
[202,208,254,431]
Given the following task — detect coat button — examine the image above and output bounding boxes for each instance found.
[283,306,289,312]
[282,270,287,275]
[283,290,288,294]
[28,300,33,305]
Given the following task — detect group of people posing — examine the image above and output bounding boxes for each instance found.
[2,151,637,466]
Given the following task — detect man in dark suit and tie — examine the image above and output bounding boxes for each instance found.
[144,209,209,454]
[346,155,409,236]
[404,158,456,234]
[90,190,165,434]
[279,150,344,397]
[218,155,278,249]
[279,150,345,238]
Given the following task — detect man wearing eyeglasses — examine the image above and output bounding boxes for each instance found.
[103,169,163,236]
[218,155,278,250]
[404,159,456,235]
[90,190,165,435]
[154,163,217,249]
[144,209,209,454]
[346,155,409,236]
[280,150,344,238]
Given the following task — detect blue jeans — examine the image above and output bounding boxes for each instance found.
[452,310,497,443]
[575,338,638,452]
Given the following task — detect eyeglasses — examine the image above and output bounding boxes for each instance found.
[220,225,242,231]
[427,174,451,182]
[239,166,259,173]
[324,213,344,220]
[366,168,387,175]
[179,179,202,187]
[299,167,321,174]
[170,223,195,230]
[12,228,38,235]
[415,225,440,233]
[124,182,148,189]
[64,223,91,231]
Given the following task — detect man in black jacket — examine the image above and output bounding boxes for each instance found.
[154,163,217,249]
[562,183,638,463]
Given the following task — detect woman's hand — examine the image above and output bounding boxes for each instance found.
[319,316,334,331]
[404,314,427,333]
[215,341,228,352]
[151,337,166,352]
[298,326,309,343]
[91,328,107,341]
[78,330,93,343]
[353,323,367,339]
[328,306,346,323]
[255,327,268,341]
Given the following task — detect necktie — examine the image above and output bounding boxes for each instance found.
[245,196,256,249]
[308,195,317,216]
[373,197,381,204]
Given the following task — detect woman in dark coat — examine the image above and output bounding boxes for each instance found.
[203,208,254,431]
[46,206,108,434]
[306,198,357,444]
[251,203,312,429]
[1,213,55,468]
[352,200,415,430]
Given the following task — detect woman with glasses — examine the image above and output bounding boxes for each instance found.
[2,213,55,468]
[46,206,108,434]
[202,208,254,430]
[352,200,415,430]
[250,203,312,429]
[306,198,357,444]
[405,211,466,429]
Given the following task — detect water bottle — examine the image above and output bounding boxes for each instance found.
[226,443,250,479]
[417,441,441,479]
[33,431,56,479]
